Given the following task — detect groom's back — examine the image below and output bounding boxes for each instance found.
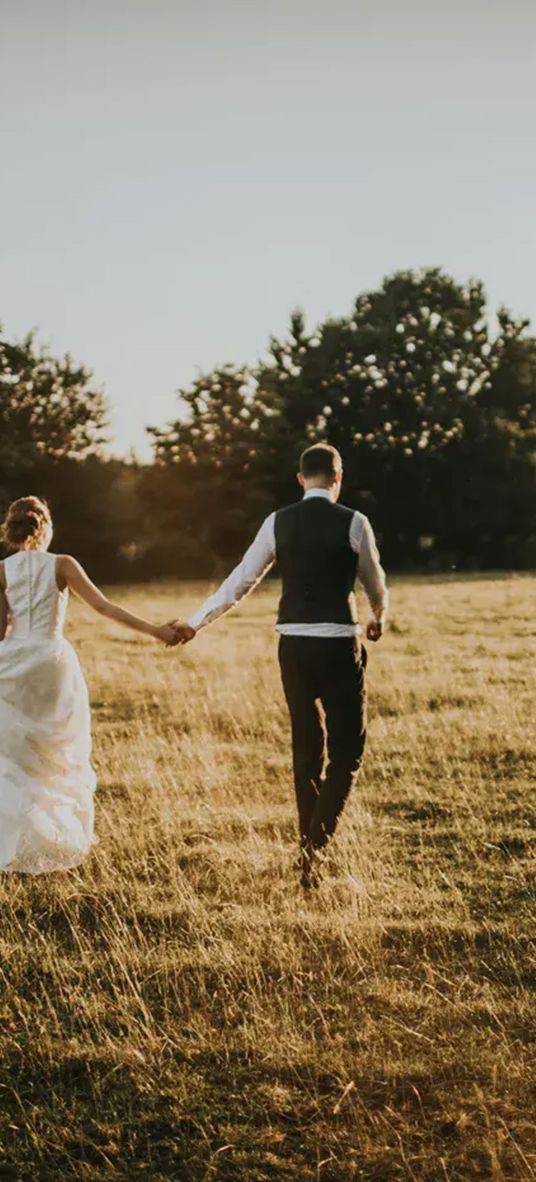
[275,497,358,626]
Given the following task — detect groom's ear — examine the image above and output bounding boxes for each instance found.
[297,471,305,489]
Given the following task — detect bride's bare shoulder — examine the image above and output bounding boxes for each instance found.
[55,553,78,590]
[56,554,83,574]
[55,555,89,592]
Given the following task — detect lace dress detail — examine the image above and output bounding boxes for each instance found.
[0,551,96,873]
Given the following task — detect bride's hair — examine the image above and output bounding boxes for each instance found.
[2,496,52,550]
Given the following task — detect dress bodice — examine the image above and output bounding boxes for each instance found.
[3,551,68,642]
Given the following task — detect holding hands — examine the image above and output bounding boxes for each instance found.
[154,620,196,647]
[170,621,196,644]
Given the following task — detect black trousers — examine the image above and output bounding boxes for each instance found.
[278,635,367,854]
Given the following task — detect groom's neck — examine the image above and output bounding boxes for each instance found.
[301,481,339,502]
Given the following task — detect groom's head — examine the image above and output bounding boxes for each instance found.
[298,444,343,501]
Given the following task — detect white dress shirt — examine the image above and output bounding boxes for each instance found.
[188,488,389,637]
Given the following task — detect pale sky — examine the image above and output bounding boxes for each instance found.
[1,0,535,457]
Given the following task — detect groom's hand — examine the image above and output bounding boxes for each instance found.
[168,620,196,645]
[155,623,183,647]
[366,618,383,642]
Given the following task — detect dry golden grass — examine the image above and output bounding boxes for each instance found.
[1,574,535,1181]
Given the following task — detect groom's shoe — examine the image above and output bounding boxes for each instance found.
[298,845,320,891]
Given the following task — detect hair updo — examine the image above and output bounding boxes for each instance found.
[2,497,52,550]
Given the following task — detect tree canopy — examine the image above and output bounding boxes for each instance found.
[2,269,535,577]
[0,328,107,474]
[150,269,536,570]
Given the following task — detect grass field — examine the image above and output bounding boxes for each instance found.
[1,574,535,1181]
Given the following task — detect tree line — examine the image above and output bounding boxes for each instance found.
[1,268,535,579]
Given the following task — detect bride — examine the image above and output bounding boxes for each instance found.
[0,496,180,874]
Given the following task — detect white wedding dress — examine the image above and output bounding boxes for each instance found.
[0,550,96,873]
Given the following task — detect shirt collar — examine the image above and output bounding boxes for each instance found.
[303,488,333,502]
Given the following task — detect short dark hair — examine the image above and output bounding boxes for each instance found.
[299,443,342,482]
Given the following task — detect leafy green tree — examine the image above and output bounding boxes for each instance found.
[0,327,107,476]
[258,270,536,566]
[149,268,536,571]
[0,325,119,574]
[148,365,275,569]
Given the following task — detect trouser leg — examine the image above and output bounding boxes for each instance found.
[278,638,324,848]
[308,641,367,853]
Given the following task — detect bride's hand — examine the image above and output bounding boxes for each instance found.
[168,620,196,645]
[155,623,182,647]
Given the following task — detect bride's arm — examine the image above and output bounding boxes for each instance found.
[57,556,179,645]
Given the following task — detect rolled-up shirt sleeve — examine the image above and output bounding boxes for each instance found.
[188,513,276,631]
[351,514,389,622]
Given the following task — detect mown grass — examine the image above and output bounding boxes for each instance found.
[1,574,535,1181]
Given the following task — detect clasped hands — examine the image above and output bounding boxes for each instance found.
[155,620,196,648]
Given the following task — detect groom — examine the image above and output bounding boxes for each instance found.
[173,443,388,887]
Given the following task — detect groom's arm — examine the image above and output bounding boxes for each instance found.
[185,513,277,634]
[350,513,389,641]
